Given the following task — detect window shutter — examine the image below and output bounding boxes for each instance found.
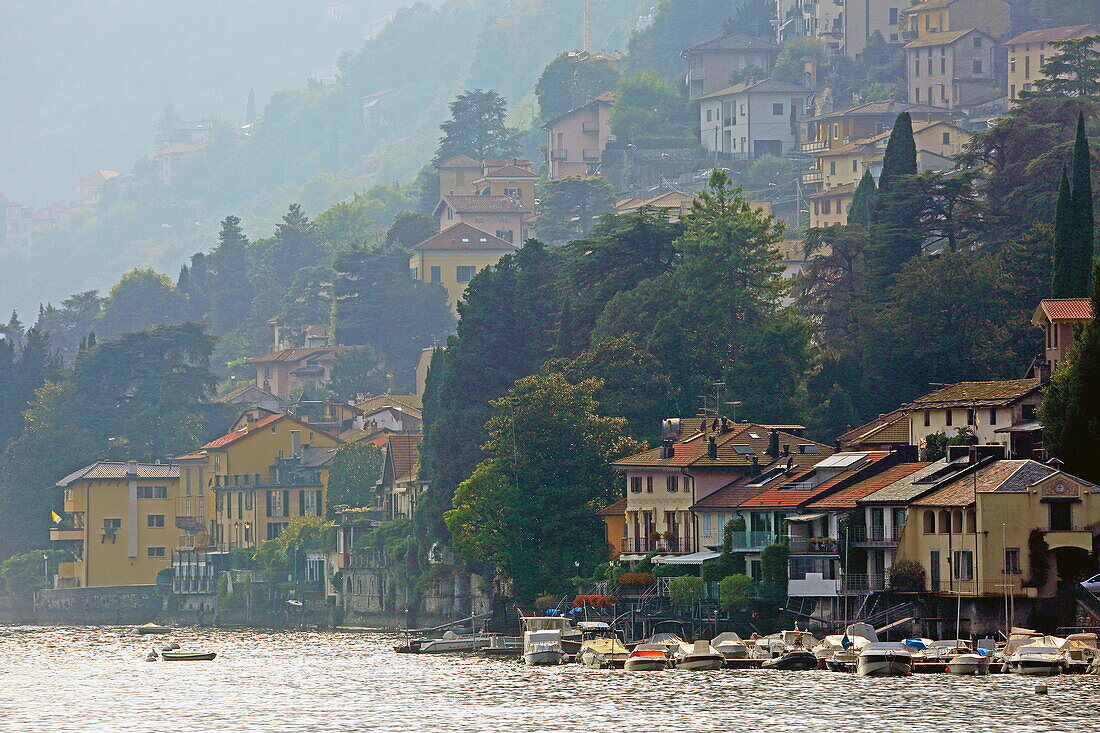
[282,490,290,518]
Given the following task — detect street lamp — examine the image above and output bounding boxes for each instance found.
[42,553,49,590]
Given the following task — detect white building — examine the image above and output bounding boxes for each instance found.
[698,79,813,159]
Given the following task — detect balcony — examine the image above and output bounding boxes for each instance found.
[849,526,900,547]
[1043,528,1092,551]
[801,169,824,185]
[789,537,838,554]
[50,527,84,542]
[725,531,780,552]
[177,532,212,550]
[582,148,601,161]
[801,139,828,154]
[840,573,886,594]
[176,515,206,532]
[550,148,568,160]
[581,121,600,133]
[621,536,696,555]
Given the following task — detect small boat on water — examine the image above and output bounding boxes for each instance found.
[522,629,567,666]
[395,630,493,654]
[521,616,583,654]
[1060,633,1098,673]
[1005,645,1066,676]
[816,624,875,672]
[624,646,668,671]
[755,630,820,670]
[761,648,818,671]
[672,640,725,671]
[160,651,217,661]
[135,623,172,635]
[945,651,992,676]
[857,642,913,677]
[477,635,522,657]
[577,622,629,669]
[919,640,991,675]
[711,632,749,661]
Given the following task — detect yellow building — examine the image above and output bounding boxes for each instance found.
[52,462,181,588]
[897,455,1100,631]
[901,0,1010,41]
[473,163,538,211]
[1004,25,1100,105]
[174,412,342,551]
[408,222,518,311]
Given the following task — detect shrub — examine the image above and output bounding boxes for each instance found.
[668,575,704,605]
[1023,528,1050,588]
[719,574,757,610]
[618,571,654,586]
[702,552,746,582]
[760,541,789,584]
[887,559,926,591]
[534,595,559,610]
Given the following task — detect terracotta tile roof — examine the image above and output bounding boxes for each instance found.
[439,194,529,214]
[806,183,856,200]
[410,223,517,252]
[478,163,537,179]
[739,452,892,508]
[821,120,965,157]
[682,32,780,55]
[356,394,422,411]
[908,378,1040,409]
[439,154,482,168]
[838,409,911,448]
[57,462,179,486]
[385,434,422,483]
[201,413,285,449]
[483,158,534,169]
[905,28,985,49]
[1033,298,1093,323]
[597,498,627,516]
[699,79,812,100]
[809,462,929,509]
[1005,25,1099,46]
[613,422,831,469]
[912,460,1032,506]
[247,347,338,365]
[77,169,119,182]
[216,384,279,403]
[902,0,963,14]
[811,101,958,121]
[858,459,958,503]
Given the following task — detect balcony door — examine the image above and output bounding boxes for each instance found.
[1049,502,1072,531]
[930,550,940,592]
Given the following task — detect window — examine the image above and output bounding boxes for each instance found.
[946,410,953,426]
[300,489,321,517]
[147,514,165,528]
[137,486,168,499]
[924,409,931,427]
[1010,57,1016,73]
[666,475,678,493]
[914,87,920,102]
[1004,547,1021,574]
[989,408,997,426]
[967,408,976,426]
[646,476,653,493]
[63,488,72,501]
[972,35,982,48]
[822,199,831,215]
[267,522,288,541]
[852,159,858,172]
[739,104,745,115]
[914,60,920,78]
[503,188,521,198]
[829,161,836,176]
[495,230,513,243]
[939,509,950,534]
[706,109,712,122]
[429,266,441,284]
[147,547,166,558]
[942,132,951,145]
[923,510,936,534]
[103,518,121,530]
[409,267,418,280]
[952,550,973,580]
[973,59,983,74]
[940,57,946,75]
[266,490,287,518]
[832,123,839,139]
[889,7,898,24]
[630,476,642,493]
[1049,501,1072,531]
[1024,56,1030,79]
[772,102,783,115]
[456,265,477,283]
[952,510,963,534]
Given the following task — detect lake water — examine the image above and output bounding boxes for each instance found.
[0,627,1094,732]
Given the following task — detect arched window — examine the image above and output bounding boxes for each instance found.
[939,510,951,534]
[965,509,976,534]
[952,510,963,534]
[923,510,936,534]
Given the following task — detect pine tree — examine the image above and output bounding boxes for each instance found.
[867,112,921,293]
[208,215,254,333]
[848,168,876,228]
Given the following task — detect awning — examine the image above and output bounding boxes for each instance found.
[787,513,828,522]
[994,420,1042,433]
[656,551,720,565]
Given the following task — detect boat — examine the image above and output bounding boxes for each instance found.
[1005,644,1066,676]
[815,632,872,672]
[577,622,629,669]
[477,635,523,657]
[624,646,668,671]
[160,651,217,661]
[671,640,725,671]
[135,623,172,635]
[711,632,749,661]
[521,616,583,654]
[395,630,494,654]
[946,651,992,676]
[761,648,819,670]
[919,639,991,675]
[1060,633,1098,673]
[523,629,567,666]
[856,642,913,677]
[755,629,820,670]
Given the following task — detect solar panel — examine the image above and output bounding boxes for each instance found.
[732,444,755,455]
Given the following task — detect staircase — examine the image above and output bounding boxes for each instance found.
[1076,589,1100,626]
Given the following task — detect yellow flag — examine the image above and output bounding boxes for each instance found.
[51,511,62,523]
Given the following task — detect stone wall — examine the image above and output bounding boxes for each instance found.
[34,585,165,625]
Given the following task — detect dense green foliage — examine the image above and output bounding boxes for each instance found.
[326,443,387,513]
[535,176,616,246]
[535,52,619,122]
[667,575,705,605]
[719,574,757,610]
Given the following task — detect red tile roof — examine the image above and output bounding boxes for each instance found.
[1005,25,1100,46]
[201,413,284,449]
[1034,298,1093,323]
[247,347,339,365]
[613,423,831,469]
[597,498,627,516]
[739,452,892,508]
[439,194,529,214]
[410,223,517,252]
[385,434,422,482]
[908,379,1040,409]
[808,462,929,509]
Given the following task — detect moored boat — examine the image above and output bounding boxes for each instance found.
[624,646,668,671]
[522,629,567,666]
[711,632,748,661]
[395,630,494,654]
[577,623,629,669]
[160,651,217,661]
[761,648,819,671]
[135,622,172,635]
[856,642,913,677]
[672,640,725,671]
[1005,645,1066,676]
[946,652,991,676]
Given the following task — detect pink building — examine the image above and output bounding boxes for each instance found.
[543,92,614,180]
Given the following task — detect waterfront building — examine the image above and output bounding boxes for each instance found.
[680,33,780,99]
[408,223,518,311]
[377,434,422,519]
[1004,26,1100,105]
[52,461,181,588]
[612,418,831,561]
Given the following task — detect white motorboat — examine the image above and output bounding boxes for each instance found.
[1005,645,1066,676]
[521,616,582,654]
[577,623,629,669]
[815,633,872,672]
[1060,633,1098,673]
[396,630,493,653]
[946,652,992,675]
[711,632,749,660]
[857,642,913,677]
[522,629,567,666]
[672,640,725,671]
[624,645,668,671]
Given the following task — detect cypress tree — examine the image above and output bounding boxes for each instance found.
[867,112,921,293]
[1051,168,1080,297]
[848,168,876,228]
[1070,112,1095,287]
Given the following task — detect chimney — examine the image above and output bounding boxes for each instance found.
[126,460,138,477]
[707,436,718,460]
[768,430,779,458]
[660,439,676,459]
[751,455,760,475]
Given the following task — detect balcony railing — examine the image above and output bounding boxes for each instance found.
[176,515,206,532]
[849,526,900,547]
[801,170,824,185]
[550,148,568,160]
[788,537,838,554]
[621,536,696,554]
[840,573,886,594]
[582,148,601,161]
[49,528,84,542]
[801,139,828,154]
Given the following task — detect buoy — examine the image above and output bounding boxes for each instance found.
[162,645,173,652]
[1035,684,1048,695]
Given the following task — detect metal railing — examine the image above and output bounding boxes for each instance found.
[788,537,838,554]
[801,139,828,153]
[840,574,886,594]
[801,170,824,185]
[620,536,695,554]
[550,148,568,160]
[848,526,900,546]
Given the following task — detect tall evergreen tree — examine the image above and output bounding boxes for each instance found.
[848,168,876,229]
[867,112,921,293]
[1051,168,1083,297]
[1070,112,1096,278]
[208,215,254,333]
